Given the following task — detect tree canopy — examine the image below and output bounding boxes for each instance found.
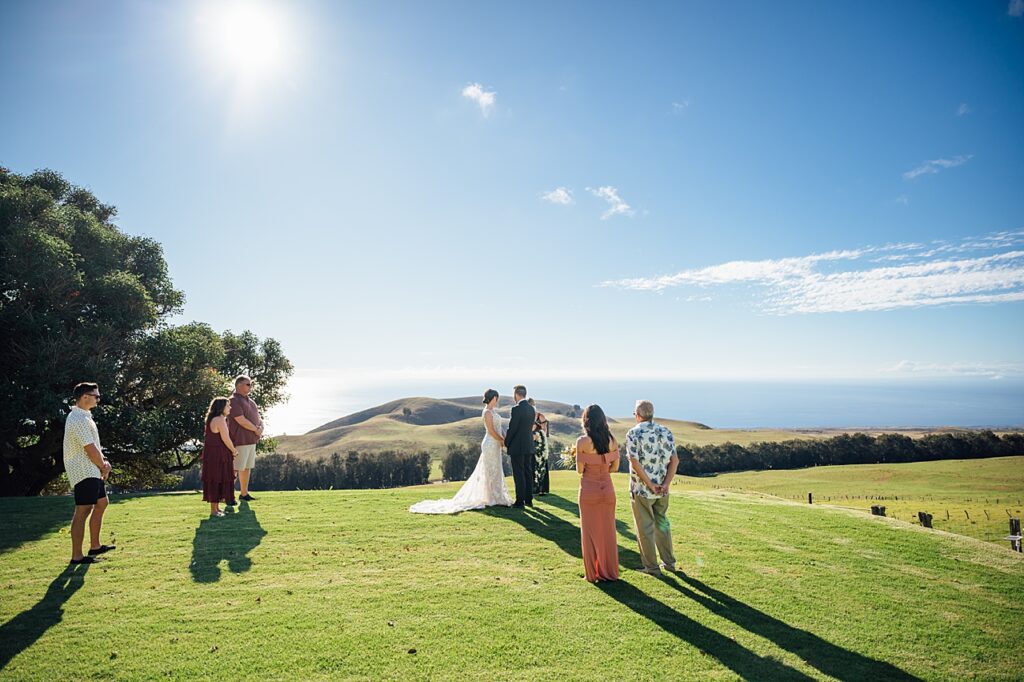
[0,167,292,495]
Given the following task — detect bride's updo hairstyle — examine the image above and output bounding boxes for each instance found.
[482,388,499,405]
[582,404,613,455]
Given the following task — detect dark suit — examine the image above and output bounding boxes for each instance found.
[504,399,536,506]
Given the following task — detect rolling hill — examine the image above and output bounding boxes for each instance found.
[272,396,812,461]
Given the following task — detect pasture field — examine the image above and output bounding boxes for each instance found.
[1,471,1021,680]
[678,456,1024,545]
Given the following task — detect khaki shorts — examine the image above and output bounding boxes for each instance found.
[233,444,257,470]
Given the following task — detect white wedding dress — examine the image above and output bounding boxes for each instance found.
[409,408,513,514]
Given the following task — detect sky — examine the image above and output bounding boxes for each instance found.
[2,1,1023,432]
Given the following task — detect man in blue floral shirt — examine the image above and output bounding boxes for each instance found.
[625,400,678,575]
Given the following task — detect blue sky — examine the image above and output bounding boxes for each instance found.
[2,1,1023,430]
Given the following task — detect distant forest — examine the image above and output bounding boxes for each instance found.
[674,430,1024,475]
[174,430,1022,491]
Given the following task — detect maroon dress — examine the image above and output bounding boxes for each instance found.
[202,423,235,504]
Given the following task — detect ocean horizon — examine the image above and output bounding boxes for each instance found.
[264,377,1024,436]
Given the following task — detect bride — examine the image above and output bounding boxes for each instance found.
[409,389,513,514]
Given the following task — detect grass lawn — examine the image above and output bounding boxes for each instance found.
[679,456,1024,545]
[1,470,1021,680]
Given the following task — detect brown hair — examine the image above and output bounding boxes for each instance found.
[482,388,499,405]
[205,397,230,425]
[513,385,527,399]
[73,382,99,401]
[582,404,613,455]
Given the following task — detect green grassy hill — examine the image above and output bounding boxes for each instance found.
[273,396,814,461]
[2,469,1021,680]
[680,456,1024,545]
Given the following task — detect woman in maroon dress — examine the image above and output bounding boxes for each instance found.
[202,397,238,517]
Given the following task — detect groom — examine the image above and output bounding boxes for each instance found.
[504,385,536,508]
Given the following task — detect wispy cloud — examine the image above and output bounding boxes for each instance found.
[1010,0,1024,17]
[903,154,972,180]
[883,360,1024,381]
[601,230,1024,314]
[956,102,971,117]
[587,186,633,219]
[894,194,909,206]
[461,82,496,116]
[541,187,574,205]
[671,100,690,114]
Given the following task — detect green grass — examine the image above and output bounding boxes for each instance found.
[679,456,1024,545]
[1,471,1021,680]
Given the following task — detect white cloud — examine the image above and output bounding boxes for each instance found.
[1010,0,1024,17]
[894,194,909,206]
[602,230,1024,315]
[461,82,496,116]
[541,187,574,205]
[671,100,690,114]
[883,360,1024,380]
[903,154,972,180]
[956,102,971,116]
[587,185,633,219]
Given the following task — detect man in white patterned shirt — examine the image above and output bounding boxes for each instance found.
[626,399,679,575]
[64,382,115,564]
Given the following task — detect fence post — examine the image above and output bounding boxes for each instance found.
[808,492,813,504]
[1009,518,1022,553]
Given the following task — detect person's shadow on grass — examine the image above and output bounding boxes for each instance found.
[484,501,814,681]
[190,501,267,583]
[488,494,922,682]
[667,574,923,682]
[0,563,90,671]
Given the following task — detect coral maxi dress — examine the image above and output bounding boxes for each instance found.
[201,423,236,505]
[578,445,620,582]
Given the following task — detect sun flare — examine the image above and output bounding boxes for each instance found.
[196,0,292,84]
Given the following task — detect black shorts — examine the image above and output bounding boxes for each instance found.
[73,478,106,506]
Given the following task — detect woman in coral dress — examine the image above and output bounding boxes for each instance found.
[575,404,620,582]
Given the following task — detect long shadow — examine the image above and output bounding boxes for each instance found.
[189,501,267,583]
[0,563,90,670]
[525,494,922,682]
[483,502,814,681]
[539,491,638,544]
[670,575,923,682]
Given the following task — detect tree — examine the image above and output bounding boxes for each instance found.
[0,168,293,495]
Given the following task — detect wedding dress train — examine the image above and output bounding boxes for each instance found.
[409,408,513,514]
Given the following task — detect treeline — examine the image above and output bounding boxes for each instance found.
[676,431,1024,476]
[179,451,431,490]
[441,440,572,481]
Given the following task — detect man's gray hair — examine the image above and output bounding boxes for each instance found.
[635,400,654,421]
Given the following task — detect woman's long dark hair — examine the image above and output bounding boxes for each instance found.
[582,404,613,454]
[205,397,230,425]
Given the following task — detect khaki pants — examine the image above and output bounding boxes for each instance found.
[630,493,676,570]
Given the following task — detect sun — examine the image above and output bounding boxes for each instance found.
[196,0,292,84]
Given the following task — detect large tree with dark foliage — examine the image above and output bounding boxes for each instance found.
[0,168,292,495]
